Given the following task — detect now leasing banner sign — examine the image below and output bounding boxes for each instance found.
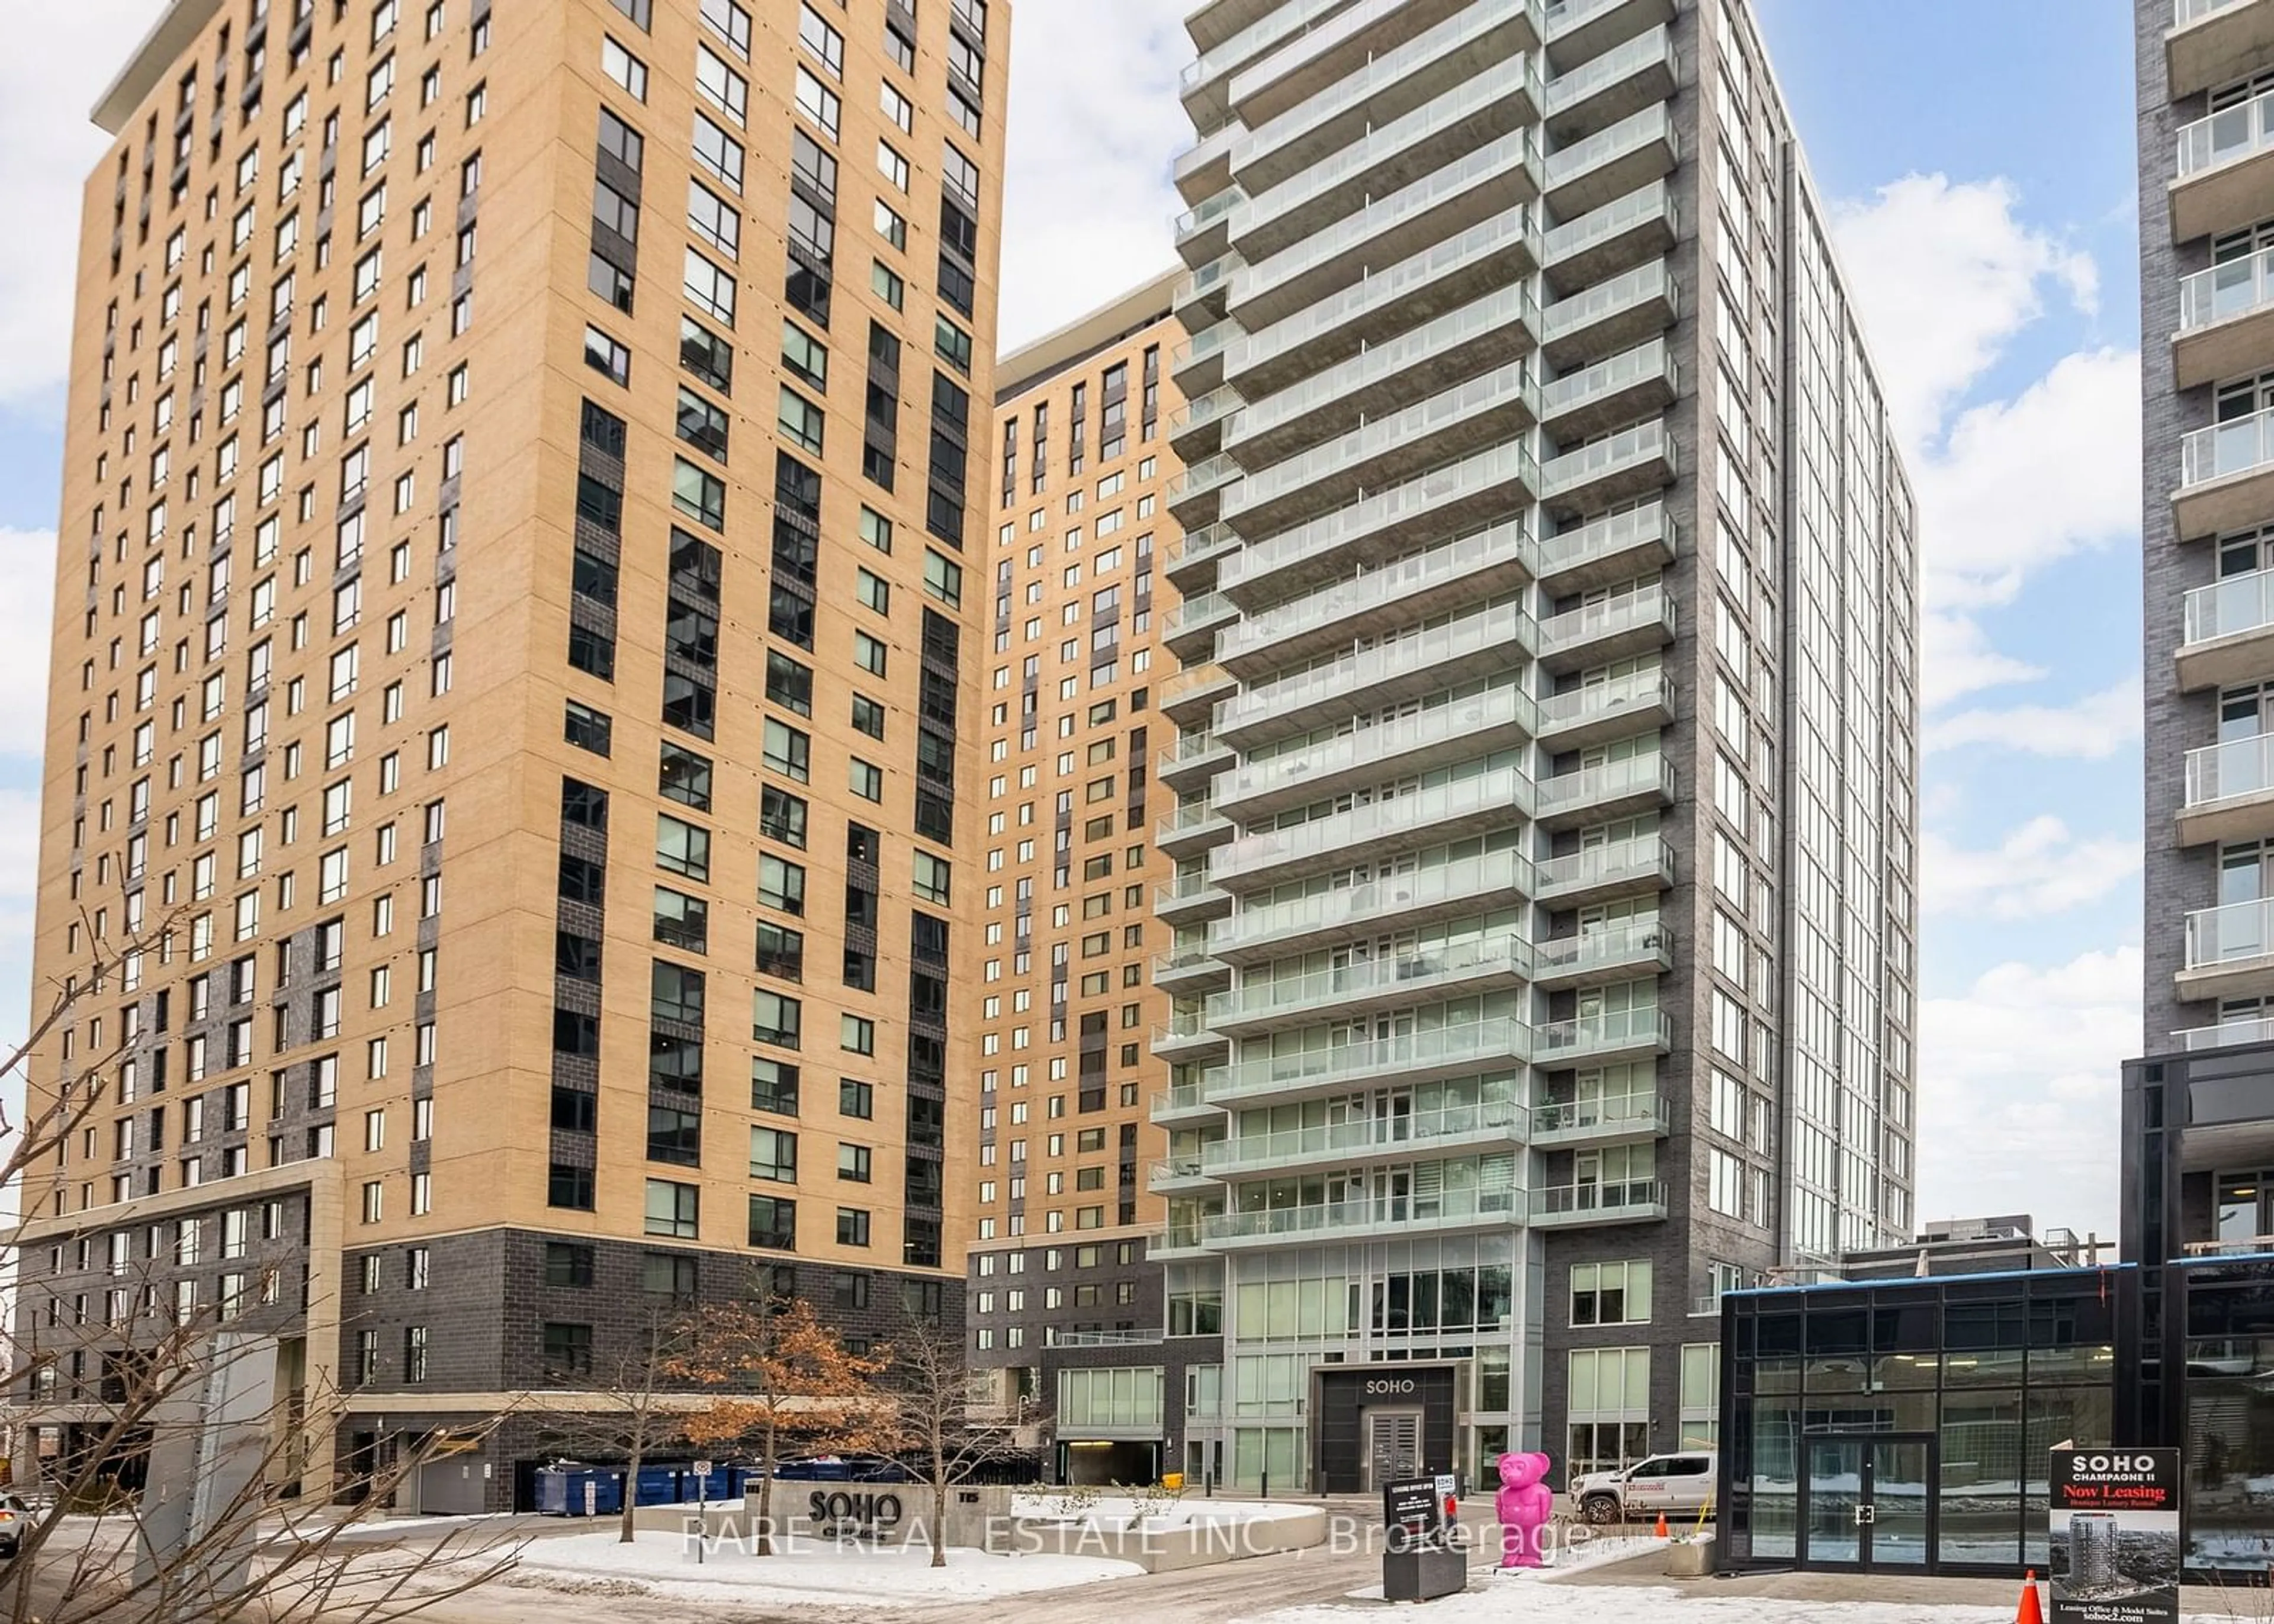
[2049,1450,2182,1624]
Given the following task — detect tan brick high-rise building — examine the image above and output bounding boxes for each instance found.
[961,274,1208,1480]
[15,0,1007,1507]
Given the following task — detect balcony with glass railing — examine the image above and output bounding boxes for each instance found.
[1229,210,1537,394]
[1175,251,1242,327]
[1155,945,1233,996]
[2175,88,2274,242]
[1234,71,1541,258]
[1175,185,1245,266]
[1544,0,1676,70]
[1530,1178,1668,1227]
[1541,180,1677,291]
[1162,664,1238,729]
[1234,1,1539,189]
[1168,385,1247,459]
[1158,728,1234,793]
[1165,520,1242,592]
[1232,0,1540,131]
[2179,567,2274,692]
[1536,667,1672,751]
[2182,895,2274,1000]
[1538,583,1676,671]
[1157,868,1235,927]
[1203,1018,1529,1108]
[2168,0,2274,103]
[1159,796,1235,858]
[1148,1154,1214,1192]
[1536,752,1676,828]
[2175,1014,2274,1051]
[1233,133,1541,327]
[1541,337,1678,441]
[1164,589,1236,657]
[1216,520,1538,676]
[1225,363,1537,534]
[1202,1184,1526,1247]
[1178,0,1342,115]
[2180,731,2274,847]
[1216,600,1537,747]
[1541,259,1676,371]
[1219,440,1540,604]
[1151,1009,1231,1062]
[1174,118,1238,201]
[1170,317,1242,394]
[1209,767,1534,888]
[2177,248,2274,389]
[1531,1091,1670,1148]
[1537,500,1678,593]
[1541,416,1676,512]
[1535,834,1677,903]
[1204,1099,1528,1181]
[1534,1006,1673,1068]
[1206,935,1531,1037]
[1531,919,1674,990]
[1543,103,1677,218]
[1213,684,1540,818]
[2178,406,2274,538]
[1544,22,1676,140]
[1208,850,1534,962]
[1227,284,1539,467]
[1151,1078,1221,1126]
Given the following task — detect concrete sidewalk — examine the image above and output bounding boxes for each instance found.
[1556,1548,2032,1608]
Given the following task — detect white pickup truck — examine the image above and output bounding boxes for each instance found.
[1569,1451,1718,1525]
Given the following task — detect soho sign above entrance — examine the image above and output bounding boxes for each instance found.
[1365,1378,1419,1397]
[808,1490,903,1530]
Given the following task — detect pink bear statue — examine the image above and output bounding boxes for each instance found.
[1496,1451,1554,1569]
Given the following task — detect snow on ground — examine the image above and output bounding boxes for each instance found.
[1008,1493,1310,1530]
[1257,1572,2015,1624]
[503,1528,1141,1607]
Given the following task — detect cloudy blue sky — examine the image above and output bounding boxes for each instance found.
[0,1,2144,1239]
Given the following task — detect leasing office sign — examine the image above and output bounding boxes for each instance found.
[2048,1451,2181,1624]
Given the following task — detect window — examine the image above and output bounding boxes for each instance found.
[583,325,629,385]
[749,1193,796,1251]
[1570,1260,1653,1326]
[750,1125,798,1181]
[794,67,840,139]
[753,989,803,1049]
[876,140,909,191]
[840,1015,875,1055]
[763,718,811,782]
[656,814,711,880]
[600,37,647,99]
[849,759,883,801]
[840,1078,874,1119]
[779,387,826,454]
[854,631,888,676]
[542,1322,593,1376]
[836,1208,871,1247]
[644,1254,697,1301]
[644,1178,699,1239]
[758,854,807,916]
[837,1143,872,1182]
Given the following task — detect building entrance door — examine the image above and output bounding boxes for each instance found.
[1364,1408,1423,1491]
[1800,1435,1933,1570]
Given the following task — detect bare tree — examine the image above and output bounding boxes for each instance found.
[524,1311,691,1545]
[875,1312,1040,1568]
[0,921,526,1619]
[666,1294,891,1556]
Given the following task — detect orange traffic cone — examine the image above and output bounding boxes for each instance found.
[1655,1512,1669,1538]
[2016,1569,2044,1624]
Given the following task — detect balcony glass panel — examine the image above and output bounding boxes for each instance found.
[1219,520,1537,662]
[1539,668,1666,731]
[1220,685,1535,803]
[1536,752,1672,815]
[1541,417,1670,493]
[1223,440,1537,591]
[1533,1092,1668,1137]
[2186,731,2274,806]
[1543,180,1671,262]
[1538,582,1673,652]
[1206,1098,1527,1174]
[1238,134,1536,305]
[2185,896,2274,967]
[1221,601,1535,729]
[2179,87,2274,177]
[1535,834,1675,892]
[1541,338,1674,417]
[1205,1018,1527,1104]
[1543,260,1671,343]
[1539,501,1671,574]
[1203,1184,1523,1240]
[1544,104,1671,189]
[1533,1006,1672,1059]
[1209,851,1533,952]
[2182,406,2274,485]
[2186,568,2274,646]
[1207,936,1530,1027]
[2180,248,2274,331]
[1531,1179,1665,1219]
[2176,0,2253,20]
[1228,364,1534,517]
[1211,766,1533,879]
[1180,0,1342,92]
[1544,24,1671,115]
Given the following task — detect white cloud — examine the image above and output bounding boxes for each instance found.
[1920,816,2141,921]
[1925,673,2141,759]
[998,0,1190,350]
[1832,174,2098,451]
[0,2,165,405]
[1913,348,2143,615]
[1916,947,2138,1241]
[0,531,54,759]
[1918,611,2044,710]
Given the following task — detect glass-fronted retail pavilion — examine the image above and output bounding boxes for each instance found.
[1717,1268,2137,1574]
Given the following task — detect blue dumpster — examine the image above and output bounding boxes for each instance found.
[535,1466,622,1517]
